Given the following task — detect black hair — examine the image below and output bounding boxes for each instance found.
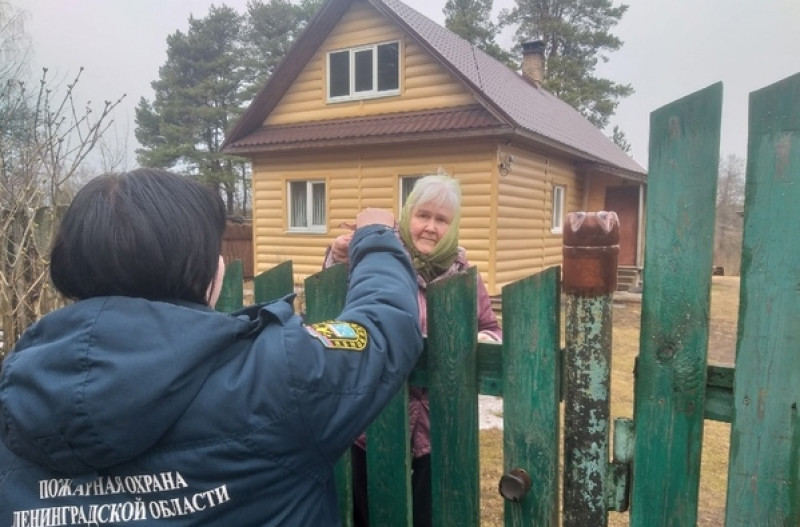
[50,168,227,304]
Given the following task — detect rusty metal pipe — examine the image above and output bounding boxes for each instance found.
[562,211,619,527]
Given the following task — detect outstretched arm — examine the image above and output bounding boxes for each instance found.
[289,209,423,461]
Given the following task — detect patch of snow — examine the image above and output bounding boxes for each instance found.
[478,395,503,430]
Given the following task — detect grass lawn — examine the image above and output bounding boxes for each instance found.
[478,276,739,526]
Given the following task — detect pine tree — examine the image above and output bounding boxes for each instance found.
[242,0,323,101]
[444,0,513,66]
[135,1,320,214]
[501,0,633,129]
[135,5,246,212]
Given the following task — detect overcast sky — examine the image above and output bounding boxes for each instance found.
[16,0,800,171]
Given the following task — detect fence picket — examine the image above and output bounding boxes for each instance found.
[428,267,480,526]
[501,267,561,526]
[366,386,412,526]
[725,72,800,526]
[630,82,723,526]
[216,259,243,312]
[253,260,293,303]
[304,264,352,526]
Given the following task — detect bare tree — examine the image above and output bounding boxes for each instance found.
[714,154,745,276]
[96,119,132,174]
[0,1,30,82]
[0,61,124,354]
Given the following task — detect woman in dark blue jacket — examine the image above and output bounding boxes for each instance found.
[0,169,422,526]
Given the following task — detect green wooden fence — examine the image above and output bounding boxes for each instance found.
[216,71,800,525]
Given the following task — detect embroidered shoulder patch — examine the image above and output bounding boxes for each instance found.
[304,321,368,351]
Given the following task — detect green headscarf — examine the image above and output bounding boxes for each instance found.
[398,191,461,284]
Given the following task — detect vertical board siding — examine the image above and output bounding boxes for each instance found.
[225,76,800,526]
[266,1,475,127]
[630,83,723,527]
[584,173,626,211]
[725,73,800,526]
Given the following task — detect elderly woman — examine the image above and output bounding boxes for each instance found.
[325,172,502,527]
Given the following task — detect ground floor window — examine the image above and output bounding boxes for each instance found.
[399,175,422,209]
[552,184,565,234]
[288,180,326,232]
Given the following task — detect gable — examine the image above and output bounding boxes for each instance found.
[224,0,644,179]
[264,0,478,127]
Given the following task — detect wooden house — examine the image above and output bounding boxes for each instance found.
[222,0,647,296]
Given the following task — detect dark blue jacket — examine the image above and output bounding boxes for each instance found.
[0,225,422,526]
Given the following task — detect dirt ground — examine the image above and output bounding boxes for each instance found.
[706,276,740,366]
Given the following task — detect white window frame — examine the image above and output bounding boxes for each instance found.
[551,184,566,234]
[287,180,327,233]
[327,41,401,103]
[398,175,422,210]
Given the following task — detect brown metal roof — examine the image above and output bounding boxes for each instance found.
[223,0,646,178]
[225,106,509,153]
[375,0,645,176]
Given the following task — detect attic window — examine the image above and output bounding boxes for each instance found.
[328,42,400,102]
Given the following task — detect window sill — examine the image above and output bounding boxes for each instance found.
[327,90,400,104]
[287,228,327,235]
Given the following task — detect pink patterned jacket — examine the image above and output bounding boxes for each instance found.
[323,246,502,457]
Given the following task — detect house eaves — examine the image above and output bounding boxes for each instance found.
[225,105,513,154]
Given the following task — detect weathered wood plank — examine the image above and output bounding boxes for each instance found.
[501,266,561,526]
[427,268,480,526]
[253,260,293,303]
[409,343,502,395]
[304,265,352,526]
[630,82,723,527]
[725,72,800,526]
[366,385,412,526]
[215,259,243,312]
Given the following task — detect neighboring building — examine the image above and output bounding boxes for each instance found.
[223,0,647,295]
